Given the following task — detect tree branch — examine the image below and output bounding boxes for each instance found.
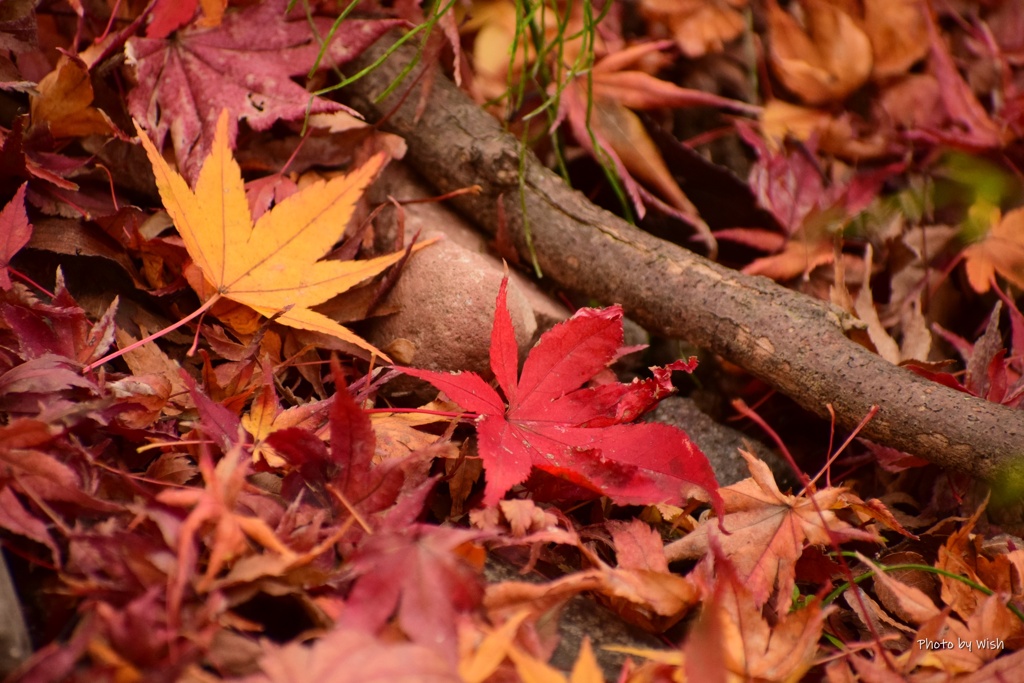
[342,35,1024,483]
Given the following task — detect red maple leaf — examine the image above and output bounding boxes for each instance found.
[404,279,723,515]
[125,0,402,181]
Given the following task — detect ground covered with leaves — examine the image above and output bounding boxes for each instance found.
[4,0,1024,681]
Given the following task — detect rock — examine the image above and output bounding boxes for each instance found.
[0,555,31,677]
[369,163,570,334]
[367,238,537,377]
[648,396,791,488]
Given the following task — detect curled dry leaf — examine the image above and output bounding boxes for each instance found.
[852,246,932,365]
[766,0,872,105]
[485,565,699,633]
[640,0,748,58]
[761,99,890,159]
[855,552,1019,676]
[861,0,929,79]
[556,42,760,250]
[30,54,118,139]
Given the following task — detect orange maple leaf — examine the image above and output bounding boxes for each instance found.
[136,108,408,359]
[664,451,880,610]
[963,206,1024,294]
[681,557,831,682]
[640,0,748,58]
[157,444,295,621]
[766,0,873,105]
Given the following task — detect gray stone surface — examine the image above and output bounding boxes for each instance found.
[649,396,790,488]
[0,554,31,677]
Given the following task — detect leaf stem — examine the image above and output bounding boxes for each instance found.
[10,268,55,298]
[82,294,221,373]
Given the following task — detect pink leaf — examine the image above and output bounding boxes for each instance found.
[0,183,31,290]
[126,0,403,182]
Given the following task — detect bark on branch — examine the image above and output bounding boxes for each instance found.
[343,35,1024,483]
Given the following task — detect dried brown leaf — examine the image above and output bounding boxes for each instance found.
[767,0,872,105]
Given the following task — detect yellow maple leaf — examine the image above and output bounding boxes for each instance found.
[136,109,406,359]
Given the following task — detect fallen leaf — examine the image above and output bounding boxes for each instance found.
[147,0,227,38]
[742,235,835,280]
[640,0,748,58]
[878,74,945,130]
[861,0,929,79]
[0,182,30,290]
[568,638,604,683]
[608,518,670,572]
[936,503,989,624]
[485,564,699,633]
[1,276,117,365]
[137,108,411,358]
[922,9,1006,150]
[240,626,461,682]
[146,0,199,38]
[766,0,872,105]
[272,361,435,526]
[469,499,575,547]
[557,41,759,250]
[0,117,80,199]
[0,485,61,565]
[665,451,880,610]
[567,85,699,221]
[683,553,831,682]
[370,410,447,461]
[0,416,118,513]
[241,363,286,466]
[125,0,402,181]
[404,277,722,513]
[30,53,118,139]
[854,552,1002,675]
[963,206,1024,294]
[961,650,1024,682]
[853,246,932,364]
[158,442,294,621]
[760,98,890,159]
[464,0,606,104]
[506,645,570,683]
[458,610,531,683]
[337,525,485,665]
